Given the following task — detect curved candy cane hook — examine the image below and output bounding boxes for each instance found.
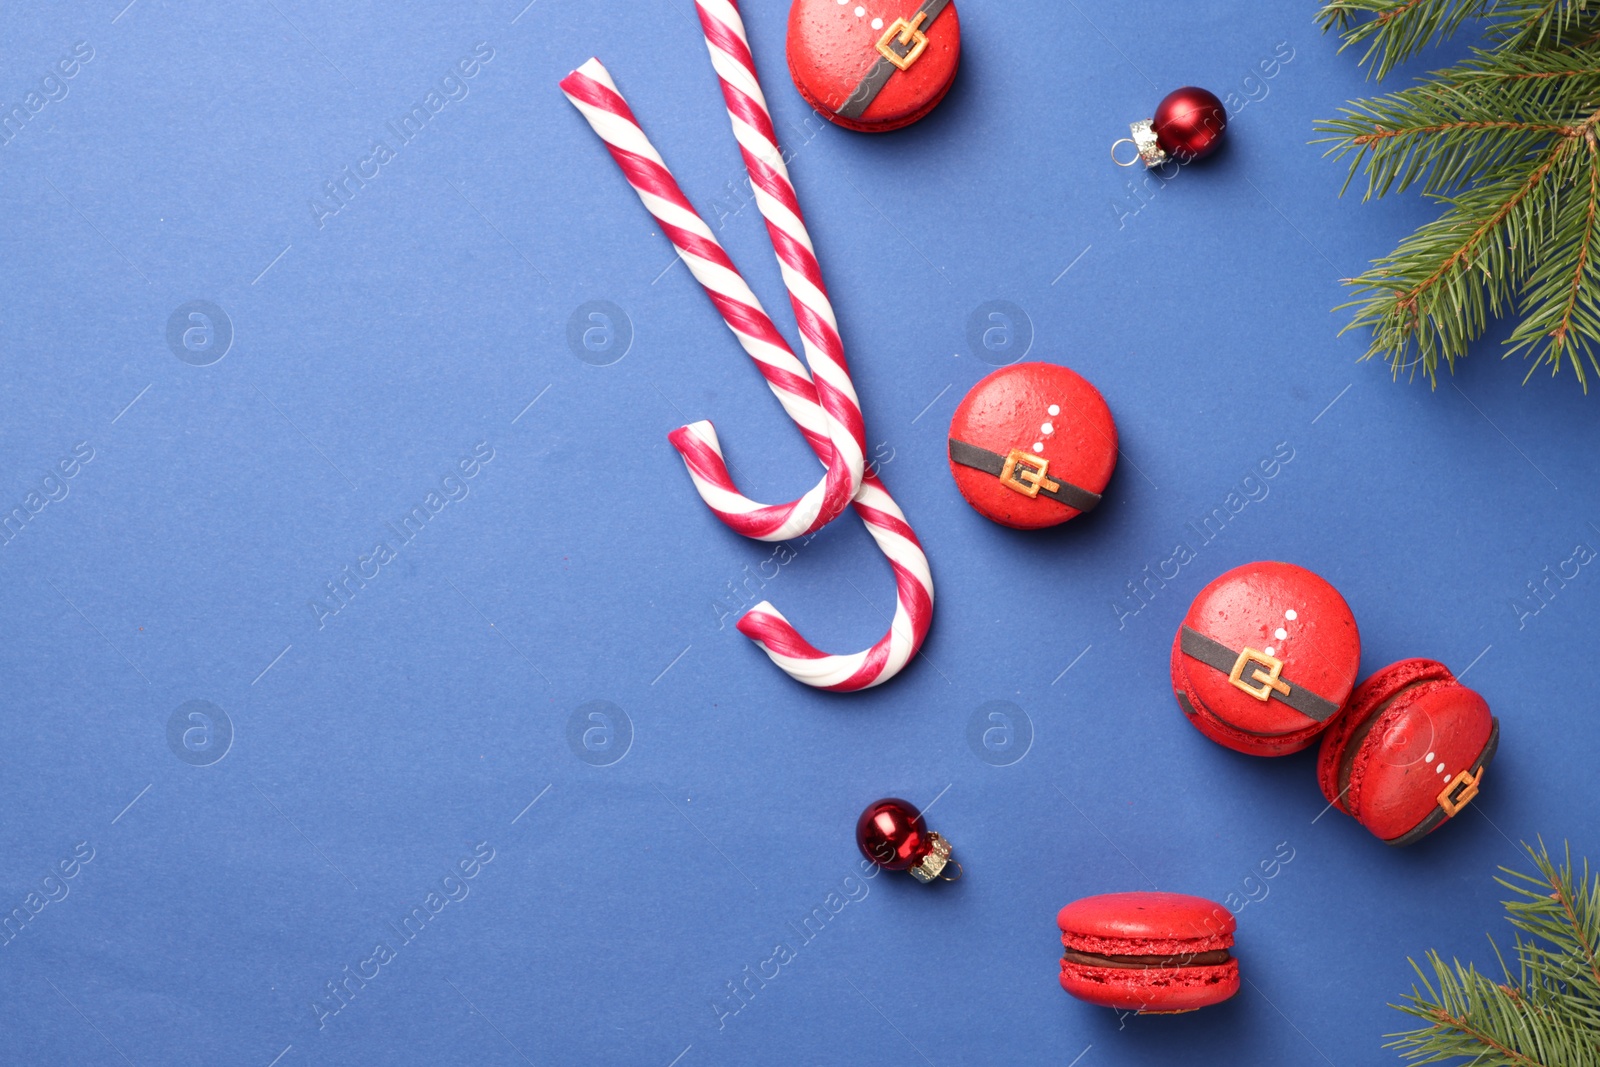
[737,472,934,690]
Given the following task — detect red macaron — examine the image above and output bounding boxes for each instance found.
[1172,562,1360,756]
[1057,892,1239,1013]
[1316,659,1499,846]
[786,0,960,132]
[947,362,1117,530]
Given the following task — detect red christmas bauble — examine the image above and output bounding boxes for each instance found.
[855,797,961,882]
[855,797,930,870]
[1152,87,1227,162]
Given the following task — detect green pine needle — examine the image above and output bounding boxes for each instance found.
[1317,0,1600,389]
[1387,840,1600,1066]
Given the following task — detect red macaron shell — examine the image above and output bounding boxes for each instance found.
[947,363,1117,529]
[1318,659,1497,845]
[1057,892,1235,954]
[1057,893,1239,1013]
[787,0,960,132]
[1175,562,1360,752]
[1058,958,1241,1013]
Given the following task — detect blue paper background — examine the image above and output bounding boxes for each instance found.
[2,1,1597,1064]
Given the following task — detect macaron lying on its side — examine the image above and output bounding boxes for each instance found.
[1057,892,1239,1013]
[1317,658,1499,846]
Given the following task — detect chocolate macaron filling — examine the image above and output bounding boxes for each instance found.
[1061,948,1232,970]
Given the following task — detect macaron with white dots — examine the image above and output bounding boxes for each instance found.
[786,0,961,132]
[1172,562,1361,756]
[1315,658,1499,846]
[946,362,1117,529]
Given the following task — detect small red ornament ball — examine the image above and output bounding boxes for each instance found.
[1152,87,1227,162]
[856,797,930,871]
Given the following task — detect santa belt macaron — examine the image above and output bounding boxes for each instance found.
[1315,658,1500,845]
[835,0,953,122]
[946,439,1103,512]
[1179,627,1341,724]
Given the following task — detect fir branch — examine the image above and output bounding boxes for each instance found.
[1319,0,1599,78]
[1459,57,1600,80]
[1335,134,1575,380]
[1387,841,1600,1067]
[1318,103,1572,199]
[1318,0,1500,80]
[1489,0,1600,51]
[1499,840,1600,1008]
[1320,2,1600,387]
[1439,45,1600,99]
[1316,44,1600,198]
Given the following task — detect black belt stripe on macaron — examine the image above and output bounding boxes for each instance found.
[1179,627,1341,723]
[836,0,952,121]
[947,439,1102,512]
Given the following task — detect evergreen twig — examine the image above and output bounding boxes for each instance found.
[1317,0,1600,388]
[1387,840,1600,1066]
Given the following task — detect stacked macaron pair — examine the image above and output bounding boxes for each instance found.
[1056,892,1239,1014]
[1171,561,1500,846]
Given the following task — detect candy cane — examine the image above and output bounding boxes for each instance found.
[561,60,861,542]
[559,7,934,690]
[688,0,930,686]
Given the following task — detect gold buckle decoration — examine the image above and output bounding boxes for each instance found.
[876,13,930,71]
[998,449,1061,499]
[1437,767,1482,816]
[1228,648,1291,701]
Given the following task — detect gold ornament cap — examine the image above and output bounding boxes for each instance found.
[909,832,961,883]
[1112,119,1169,168]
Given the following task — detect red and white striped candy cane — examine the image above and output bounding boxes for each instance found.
[561,59,861,543]
[687,0,931,688]
[560,7,934,689]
